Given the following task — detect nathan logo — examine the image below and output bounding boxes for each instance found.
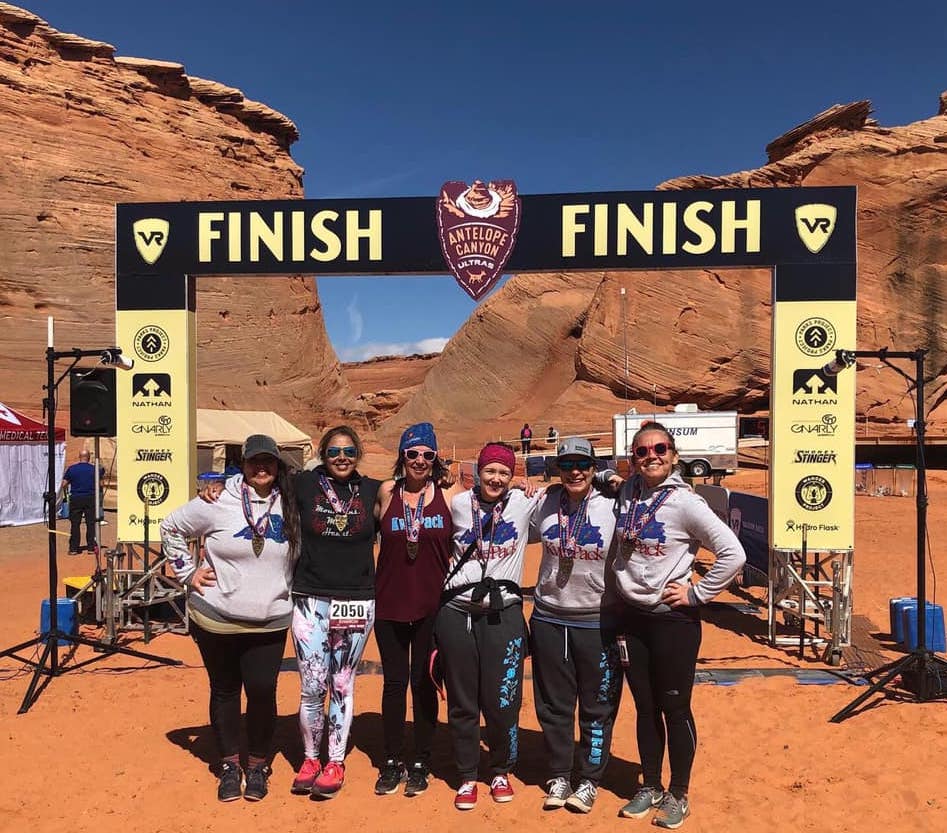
[134,325,169,362]
[437,179,521,301]
[795,475,833,511]
[135,449,173,462]
[132,218,170,265]
[793,449,838,464]
[795,317,836,357]
[790,414,838,435]
[792,368,838,404]
[132,373,171,407]
[794,204,836,254]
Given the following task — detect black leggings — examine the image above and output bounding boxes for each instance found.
[190,621,288,761]
[374,616,439,763]
[615,607,701,796]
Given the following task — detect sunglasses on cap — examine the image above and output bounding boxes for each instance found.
[326,446,357,459]
[633,442,671,459]
[558,459,595,471]
[404,449,437,461]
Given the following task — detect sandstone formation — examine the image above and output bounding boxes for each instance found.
[0,4,350,441]
[383,97,947,448]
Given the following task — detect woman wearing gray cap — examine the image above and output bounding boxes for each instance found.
[161,434,299,803]
[528,437,622,814]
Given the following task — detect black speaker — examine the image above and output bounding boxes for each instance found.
[69,368,117,437]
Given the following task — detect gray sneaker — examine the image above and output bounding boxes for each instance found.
[543,777,571,810]
[618,785,663,819]
[653,792,690,829]
[565,779,597,813]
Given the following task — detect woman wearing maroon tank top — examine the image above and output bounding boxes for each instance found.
[373,422,463,798]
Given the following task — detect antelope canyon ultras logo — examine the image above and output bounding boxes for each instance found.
[437,180,521,301]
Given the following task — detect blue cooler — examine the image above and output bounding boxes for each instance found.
[40,598,78,646]
[889,596,917,643]
[901,602,946,652]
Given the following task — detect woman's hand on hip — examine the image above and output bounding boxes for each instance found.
[661,581,693,607]
[189,566,217,595]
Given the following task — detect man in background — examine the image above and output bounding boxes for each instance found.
[60,450,103,554]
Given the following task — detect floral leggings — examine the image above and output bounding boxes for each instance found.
[292,595,376,761]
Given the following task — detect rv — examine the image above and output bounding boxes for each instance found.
[613,404,739,478]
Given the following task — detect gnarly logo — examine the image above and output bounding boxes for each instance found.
[437,179,520,301]
[794,204,836,254]
[132,218,170,265]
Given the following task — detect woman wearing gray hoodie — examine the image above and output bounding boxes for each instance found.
[611,422,745,829]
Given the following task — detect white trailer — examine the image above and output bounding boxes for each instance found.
[612,404,739,478]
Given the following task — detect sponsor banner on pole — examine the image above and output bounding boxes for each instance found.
[771,300,856,550]
[115,310,196,542]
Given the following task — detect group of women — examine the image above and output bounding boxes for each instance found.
[160,418,745,829]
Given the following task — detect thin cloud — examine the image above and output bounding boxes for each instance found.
[346,294,364,343]
[339,337,449,363]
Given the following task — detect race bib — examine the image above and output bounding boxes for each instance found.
[329,599,369,630]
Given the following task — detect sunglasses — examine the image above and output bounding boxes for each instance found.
[404,449,437,461]
[558,459,595,471]
[326,446,357,459]
[633,442,670,459]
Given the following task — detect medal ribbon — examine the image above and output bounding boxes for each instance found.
[621,485,673,543]
[470,491,507,564]
[241,482,279,541]
[319,474,359,519]
[557,489,591,559]
[401,481,428,543]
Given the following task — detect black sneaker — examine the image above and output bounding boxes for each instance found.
[217,761,243,802]
[244,764,270,801]
[404,762,430,796]
[374,759,406,795]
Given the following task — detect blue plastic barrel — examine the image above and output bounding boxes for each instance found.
[889,596,916,642]
[901,602,946,652]
[40,598,78,646]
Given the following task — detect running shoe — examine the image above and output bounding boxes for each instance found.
[618,785,663,818]
[653,792,689,829]
[543,777,571,810]
[490,774,514,803]
[454,780,478,810]
[404,762,430,796]
[291,758,321,794]
[243,764,270,801]
[311,761,345,799]
[217,761,243,802]
[374,759,406,795]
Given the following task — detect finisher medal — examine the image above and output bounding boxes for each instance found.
[334,514,348,533]
[252,533,264,557]
[407,540,419,560]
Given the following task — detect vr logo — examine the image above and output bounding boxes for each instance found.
[133,218,170,265]
[794,204,836,254]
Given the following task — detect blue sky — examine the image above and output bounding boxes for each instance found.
[29,1,947,361]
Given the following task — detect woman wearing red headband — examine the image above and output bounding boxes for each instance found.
[372,422,464,798]
[435,442,543,811]
[611,421,745,829]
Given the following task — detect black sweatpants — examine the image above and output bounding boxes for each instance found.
[68,494,95,552]
[374,616,439,763]
[614,607,701,795]
[433,603,526,781]
[190,621,288,761]
[529,617,622,785]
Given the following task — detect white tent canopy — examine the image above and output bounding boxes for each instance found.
[197,409,313,471]
[0,402,66,526]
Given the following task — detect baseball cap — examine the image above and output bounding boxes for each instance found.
[243,434,280,459]
[557,437,595,460]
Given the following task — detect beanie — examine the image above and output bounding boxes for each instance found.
[477,443,516,473]
[399,422,437,452]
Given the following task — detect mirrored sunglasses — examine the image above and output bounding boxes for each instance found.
[558,459,595,471]
[404,449,437,461]
[326,445,357,459]
[634,442,670,459]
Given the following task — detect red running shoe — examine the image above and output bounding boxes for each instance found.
[311,761,345,799]
[291,758,321,794]
[454,780,478,810]
[490,774,514,803]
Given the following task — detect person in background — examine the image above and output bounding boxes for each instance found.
[290,425,382,800]
[528,437,622,814]
[373,422,464,797]
[520,423,532,454]
[436,442,543,811]
[60,449,104,555]
[546,426,559,448]
[161,434,298,803]
[610,421,745,829]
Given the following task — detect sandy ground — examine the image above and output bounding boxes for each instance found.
[2,469,947,833]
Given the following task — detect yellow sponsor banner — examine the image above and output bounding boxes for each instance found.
[771,300,856,550]
[115,310,196,542]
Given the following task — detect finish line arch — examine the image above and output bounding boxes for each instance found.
[114,185,857,556]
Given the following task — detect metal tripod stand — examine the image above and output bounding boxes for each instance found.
[830,348,947,722]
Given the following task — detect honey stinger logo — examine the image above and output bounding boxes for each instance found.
[437,179,521,301]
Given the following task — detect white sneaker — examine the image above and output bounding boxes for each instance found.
[543,777,571,810]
